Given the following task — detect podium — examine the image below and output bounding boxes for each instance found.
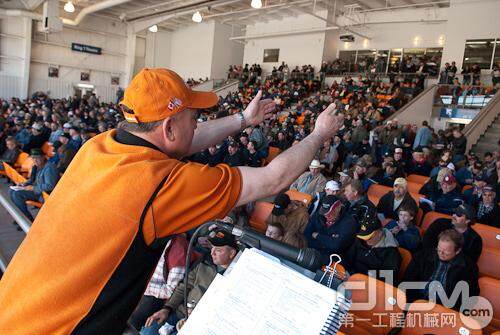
[178,248,351,335]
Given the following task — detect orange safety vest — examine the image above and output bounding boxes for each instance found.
[0,129,241,334]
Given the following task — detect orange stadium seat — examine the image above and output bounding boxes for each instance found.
[285,189,312,206]
[401,300,482,335]
[41,142,54,157]
[409,192,424,205]
[13,152,29,170]
[20,157,34,177]
[473,223,500,250]
[3,163,27,185]
[479,276,500,332]
[406,174,429,185]
[341,273,407,335]
[406,182,423,195]
[421,211,452,232]
[264,146,281,165]
[249,201,273,233]
[478,248,500,279]
[368,184,392,200]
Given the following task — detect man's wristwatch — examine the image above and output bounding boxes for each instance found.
[237,111,246,129]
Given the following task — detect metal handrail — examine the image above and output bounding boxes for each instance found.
[463,90,500,152]
[0,191,31,234]
[0,190,31,272]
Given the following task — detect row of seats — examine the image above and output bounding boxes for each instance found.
[340,273,498,335]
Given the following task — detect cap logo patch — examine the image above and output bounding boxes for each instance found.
[168,97,183,111]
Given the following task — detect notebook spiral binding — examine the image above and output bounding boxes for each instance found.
[319,293,351,335]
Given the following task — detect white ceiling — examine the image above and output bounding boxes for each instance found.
[2,0,451,32]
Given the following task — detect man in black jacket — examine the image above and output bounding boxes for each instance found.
[404,229,479,311]
[377,178,418,221]
[343,212,401,281]
[422,204,483,263]
[344,180,377,224]
[305,195,358,263]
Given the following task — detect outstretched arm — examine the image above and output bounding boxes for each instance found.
[187,91,275,156]
[236,104,344,207]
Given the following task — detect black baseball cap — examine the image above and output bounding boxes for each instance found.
[208,229,238,249]
[272,193,291,216]
[453,204,476,222]
[357,213,382,240]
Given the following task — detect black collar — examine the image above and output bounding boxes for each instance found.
[114,128,162,153]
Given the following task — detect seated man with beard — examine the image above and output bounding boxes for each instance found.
[377,177,418,221]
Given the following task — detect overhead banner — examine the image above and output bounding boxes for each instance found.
[71,43,102,55]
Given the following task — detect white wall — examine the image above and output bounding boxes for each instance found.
[28,15,127,102]
[243,12,328,73]
[0,16,31,99]
[169,21,215,80]
[211,23,244,80]
[441,0,500,70]
[145,30,172,69]
[335,7,447,53]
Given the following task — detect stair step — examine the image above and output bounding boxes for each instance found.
[474,142,499,152]
[483,133,500,141]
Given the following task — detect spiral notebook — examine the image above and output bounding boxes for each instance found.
[179,248,351,335]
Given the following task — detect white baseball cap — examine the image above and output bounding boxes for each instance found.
[325,180,340,191]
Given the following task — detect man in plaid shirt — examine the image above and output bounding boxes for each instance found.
[129,234,189,331]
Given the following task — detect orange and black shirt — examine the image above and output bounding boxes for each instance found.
[0,129,241,334]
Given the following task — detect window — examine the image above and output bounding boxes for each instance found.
[339,50,357,72]
[263,49,279,63]
[463,39,495,69]
[356,50,376,71]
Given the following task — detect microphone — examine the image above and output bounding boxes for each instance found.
[214,221,322,272]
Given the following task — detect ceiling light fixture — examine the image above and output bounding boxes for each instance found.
[192,11,203,23]
[64,1,75,13]
[148,24,158,33]
[251,0,262,9]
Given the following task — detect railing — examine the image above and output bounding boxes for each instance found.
[434,85,496,109]
[463,90,500,153]
[213,79,240,98]
[385,84,437,126]
[0,190,31,272]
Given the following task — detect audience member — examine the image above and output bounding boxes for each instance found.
[143,229,238,334]
[377,178,418,222]
[289,159,327,196]
[385,206,421,252]
[9,149,59,221]
[404,229,479,311]
[475,185,499,227]
[422,204,482,263]
[343,212,401,279]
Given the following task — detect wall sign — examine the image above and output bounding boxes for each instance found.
[71,43,102,55]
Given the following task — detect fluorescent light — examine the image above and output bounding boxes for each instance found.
[77,83,94,89]
[64,1,75,13]
[192,11,203,23]
[251,0,262,9]
[148,25,158,33]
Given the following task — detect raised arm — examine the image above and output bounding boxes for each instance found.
[236,104,344,207]
[187,91,275,156]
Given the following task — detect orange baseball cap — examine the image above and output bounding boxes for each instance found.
[119,68,218,123]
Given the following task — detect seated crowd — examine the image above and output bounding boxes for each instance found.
[0,61,499,334]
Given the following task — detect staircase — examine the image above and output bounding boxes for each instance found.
[471,114,500,156]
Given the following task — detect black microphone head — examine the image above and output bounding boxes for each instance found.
[297,248,323,272]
